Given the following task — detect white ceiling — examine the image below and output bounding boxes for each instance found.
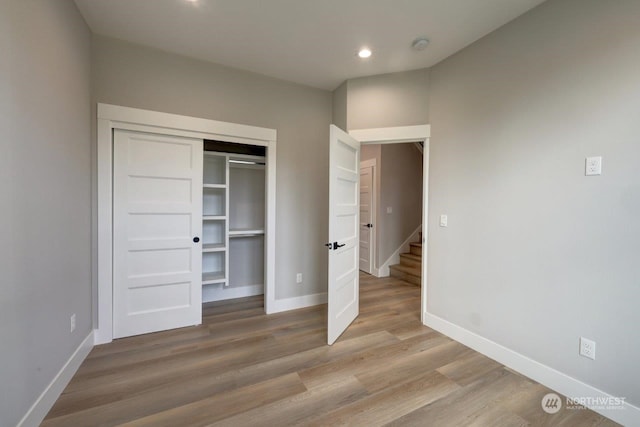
[74,0,546,90]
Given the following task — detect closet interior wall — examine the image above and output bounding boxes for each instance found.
[202,148,266,303]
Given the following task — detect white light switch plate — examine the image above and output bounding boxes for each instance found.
[386,207,393,214]
[585,156,602,176]
[440,215,448,227]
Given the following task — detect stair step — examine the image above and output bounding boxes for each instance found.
[409,242,422,256]
[389,264,421,286]
[399,252,421,269]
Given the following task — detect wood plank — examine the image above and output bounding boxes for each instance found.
[355,340,471,393]
[117,373,306,427]
[211,376,368,427]
[306,370,459,426]
[436,350,503,386]
[299,331,451,389]
[387,368,535,427]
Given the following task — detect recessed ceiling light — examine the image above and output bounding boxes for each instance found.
[357,48,372,59]
[412,38,430,51]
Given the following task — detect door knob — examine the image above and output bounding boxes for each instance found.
[366,223,373,228]
[193,237,200,243]
[324,243,333,250]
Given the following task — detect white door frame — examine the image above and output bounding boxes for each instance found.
[349,125,430,325]
[359,158,377,274]
[96,104,277,344]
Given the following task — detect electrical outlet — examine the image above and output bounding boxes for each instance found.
[70,314,76,333]
[296,273,302,284]
[585,156,602,176]
[580,337,596,360]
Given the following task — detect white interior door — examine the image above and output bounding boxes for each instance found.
[327,125,360,345]
[359,162,374,274]
[113,130,203,339]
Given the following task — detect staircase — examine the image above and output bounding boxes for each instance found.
[389,233,422,286]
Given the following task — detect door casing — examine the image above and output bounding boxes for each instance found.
[349,125,430,325]
[359,158,376,274]
[96,104,277,344]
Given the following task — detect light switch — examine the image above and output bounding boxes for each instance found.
[440,215,448,227]
[585,156,602,176]
[387,207,393,214]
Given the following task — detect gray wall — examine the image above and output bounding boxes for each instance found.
[428,0,640,407]
[345,69,429,271]
[347,69,430,130]
[0,1,92,426]
[332,81,348,131]
[91,36,332,300]
[378,144,423,266]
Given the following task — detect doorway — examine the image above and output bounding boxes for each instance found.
[327,125,430,344]
[358,142,423,282]
[350,126,429,327]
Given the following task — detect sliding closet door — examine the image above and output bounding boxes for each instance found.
[113,130,203,339]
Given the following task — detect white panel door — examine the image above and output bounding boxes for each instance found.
[359,164,374,274]
[113,130,203,339]
[327,125,360,345]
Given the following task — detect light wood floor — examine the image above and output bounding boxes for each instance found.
[43,274,618,426]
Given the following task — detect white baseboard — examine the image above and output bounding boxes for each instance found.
[377,225,422,277]
[203,284,264,303]
[18,331,94,427]
[423,312,640,426]
[270,292,327,313]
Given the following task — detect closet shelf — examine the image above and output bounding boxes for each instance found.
[203,184,227,189]
[229,228,265,238]
[203,243,226,252]
[202,271,226,284]
[203,215,227,221]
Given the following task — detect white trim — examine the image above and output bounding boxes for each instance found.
[423,312,639,426]
[96,104,277,343]
[376,225,422,277]
[203,284,264,303]
[359,158,376,169]
[271,293,328,313]
[359,158,377,275]
[98,104,276,142]
[95,117,113,345]
[421,139,430,324]
[18,332,94,427]
[350,125,430,144]
[264,140,277,314]
[349,125,430,322]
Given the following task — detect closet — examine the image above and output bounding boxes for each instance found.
[97,103,276,343]
[201,141,266,303]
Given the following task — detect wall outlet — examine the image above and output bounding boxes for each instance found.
[386,207,393,214]
[70,314,76,333]
[580,337,596,360]
[585,156,602,176]
[296,273,302,284]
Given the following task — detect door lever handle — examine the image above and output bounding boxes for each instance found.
[333,242,346,250]
[324,243,333,250]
